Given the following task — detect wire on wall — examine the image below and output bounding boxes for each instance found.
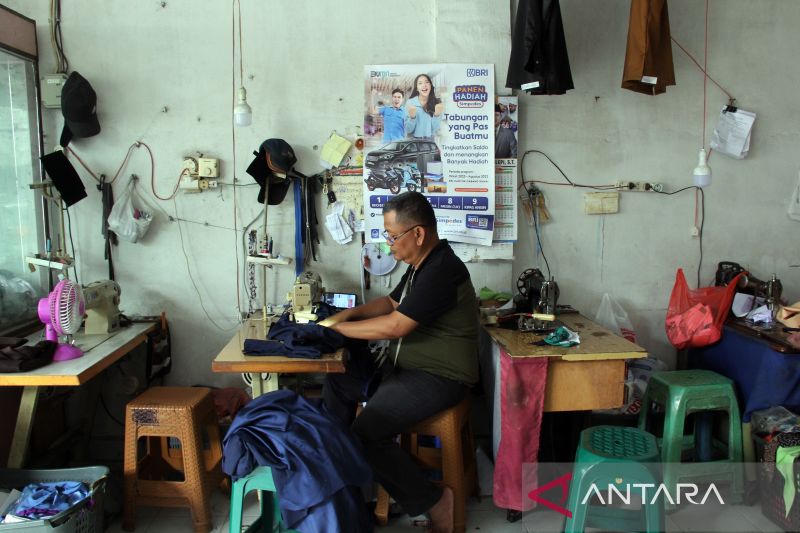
[230,0,245,320]
[49,0,69,73]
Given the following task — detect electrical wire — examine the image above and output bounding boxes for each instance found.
[63,206,79,285]
[532,195,551,280]
[654,186,705,287]
[173,198,239,332]
[519,149,618,191]
[230,0,245,319]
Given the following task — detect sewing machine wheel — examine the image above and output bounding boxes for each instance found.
[517,268,545,297]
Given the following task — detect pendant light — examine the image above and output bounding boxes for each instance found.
[233,0,252,127]
[692,148,711,187]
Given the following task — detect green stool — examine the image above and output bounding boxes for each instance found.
[563,425,663,533]
[638,369,744,507]
[229,466,296,533]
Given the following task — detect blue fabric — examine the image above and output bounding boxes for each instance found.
[222,390,373,533]
[293,178,304,277]
[242,313,344,358]
[4,481,90,520]
[379,105,406,142]
[688,325,800,421]
[404,96,441,139]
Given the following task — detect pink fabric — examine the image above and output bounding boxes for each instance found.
[492,347,548,511]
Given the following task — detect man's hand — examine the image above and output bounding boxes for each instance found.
[788,331,800,350]
[407,104,417,119]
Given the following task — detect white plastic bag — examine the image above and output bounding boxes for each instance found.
[789,170,800,222]
[107,179,152,243]
[594,293,637,343]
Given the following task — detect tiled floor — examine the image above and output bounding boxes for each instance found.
[105,489,787,532]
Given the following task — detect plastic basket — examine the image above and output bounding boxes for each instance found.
[753,434,800,531]
[0,466,108,533]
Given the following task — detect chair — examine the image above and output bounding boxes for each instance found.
[123,386,223,533]
[637,369,745,507]
[374,396,479,533]
[229,466,297,533]
[563,425,663,533]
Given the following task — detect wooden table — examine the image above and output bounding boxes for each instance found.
[1,321,157,468]
[484,313,647,411]
[211,318,346,397]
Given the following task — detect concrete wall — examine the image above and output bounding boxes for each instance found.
[4,0,799,384]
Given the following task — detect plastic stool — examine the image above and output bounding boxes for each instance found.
[123,387,223,533]
[229,466,297,533]
[564,425,663,533]
[374,396,479,533]
[638,369,744,506]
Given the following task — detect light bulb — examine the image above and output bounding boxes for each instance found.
[692,148,711,187]
[233,86,252,127]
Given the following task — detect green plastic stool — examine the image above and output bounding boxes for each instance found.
[229,466,296,533]
[637,369,744,507]
[563,425,663,533]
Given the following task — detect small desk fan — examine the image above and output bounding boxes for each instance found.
[37,279,85,361]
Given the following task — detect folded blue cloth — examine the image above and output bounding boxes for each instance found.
[243,313,344,359]
[4,481,90,520]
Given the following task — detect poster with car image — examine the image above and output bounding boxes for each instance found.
[363,64,495,246]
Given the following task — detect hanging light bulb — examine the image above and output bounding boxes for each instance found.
[692,148,711,187]
[233,86,252,127]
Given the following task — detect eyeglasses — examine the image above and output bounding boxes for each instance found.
[382,225,423,245]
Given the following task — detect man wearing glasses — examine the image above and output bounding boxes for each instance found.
[321,192,478,533]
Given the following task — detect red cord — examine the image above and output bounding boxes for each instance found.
[702,0,709,149]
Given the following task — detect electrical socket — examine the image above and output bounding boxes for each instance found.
[614,181,663,192]
[690,226,700,238]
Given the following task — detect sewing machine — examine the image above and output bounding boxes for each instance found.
[82,280,122,334]
[288,271,324,323]
[715,261,783,319]
[514,268,561,332]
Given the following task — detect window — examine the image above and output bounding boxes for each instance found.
[0,7,48,336]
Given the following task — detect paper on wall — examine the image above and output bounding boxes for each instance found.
[709,106,756,160]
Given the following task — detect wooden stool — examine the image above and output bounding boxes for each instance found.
[374,396,479,533]
[122,386,223,533]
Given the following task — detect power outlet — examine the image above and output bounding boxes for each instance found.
[615,181,663,192]
[690,226,700,238]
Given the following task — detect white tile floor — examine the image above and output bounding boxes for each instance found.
[105,488,787,533]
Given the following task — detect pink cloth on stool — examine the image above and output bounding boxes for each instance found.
[492,347,548,511]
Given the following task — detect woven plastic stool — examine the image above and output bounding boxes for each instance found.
[123,387,223,533]
[563,425,663,533]
[229,466,298,533]
[374,396,479,533]
[638,369,744,507]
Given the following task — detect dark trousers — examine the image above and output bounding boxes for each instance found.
[323,341,466,516]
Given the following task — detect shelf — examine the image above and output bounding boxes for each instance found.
[26,256,73,271]
[246,255,292,266]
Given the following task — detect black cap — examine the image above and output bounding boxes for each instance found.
[40,150,87,206]
[245,139,297,205]
[60,72,100,147]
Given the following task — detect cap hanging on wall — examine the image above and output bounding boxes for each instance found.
[245,139,298,205]
[59,71,101,147]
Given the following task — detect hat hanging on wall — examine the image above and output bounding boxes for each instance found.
[60,71,101,147]
[40,150,87,206]
[245,139,298,205]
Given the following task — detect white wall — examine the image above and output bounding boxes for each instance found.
[5,0,512,386]
[5,1,799,382]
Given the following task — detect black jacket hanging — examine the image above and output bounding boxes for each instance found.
[506,0,574,95]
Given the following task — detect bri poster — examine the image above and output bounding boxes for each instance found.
[362,64,495,246]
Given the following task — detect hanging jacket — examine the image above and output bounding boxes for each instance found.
[506,0,574,94]
[621,0,676,95]
[222,390,373,533]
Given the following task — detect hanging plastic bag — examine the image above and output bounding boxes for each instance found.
[789,170,800,222]
[594,293,637,343]
[107,178,153,243]
[665,268,743,349]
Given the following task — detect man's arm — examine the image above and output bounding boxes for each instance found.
[318,295,397,327]
[330,310,418,340]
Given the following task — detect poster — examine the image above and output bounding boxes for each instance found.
[494,95,519,242]
[363,64,495,246]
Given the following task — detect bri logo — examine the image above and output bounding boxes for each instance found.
[467,68,489,77]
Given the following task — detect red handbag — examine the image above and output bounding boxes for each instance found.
[665,268,743,349]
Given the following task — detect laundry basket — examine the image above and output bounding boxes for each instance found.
[0,466,108,533]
